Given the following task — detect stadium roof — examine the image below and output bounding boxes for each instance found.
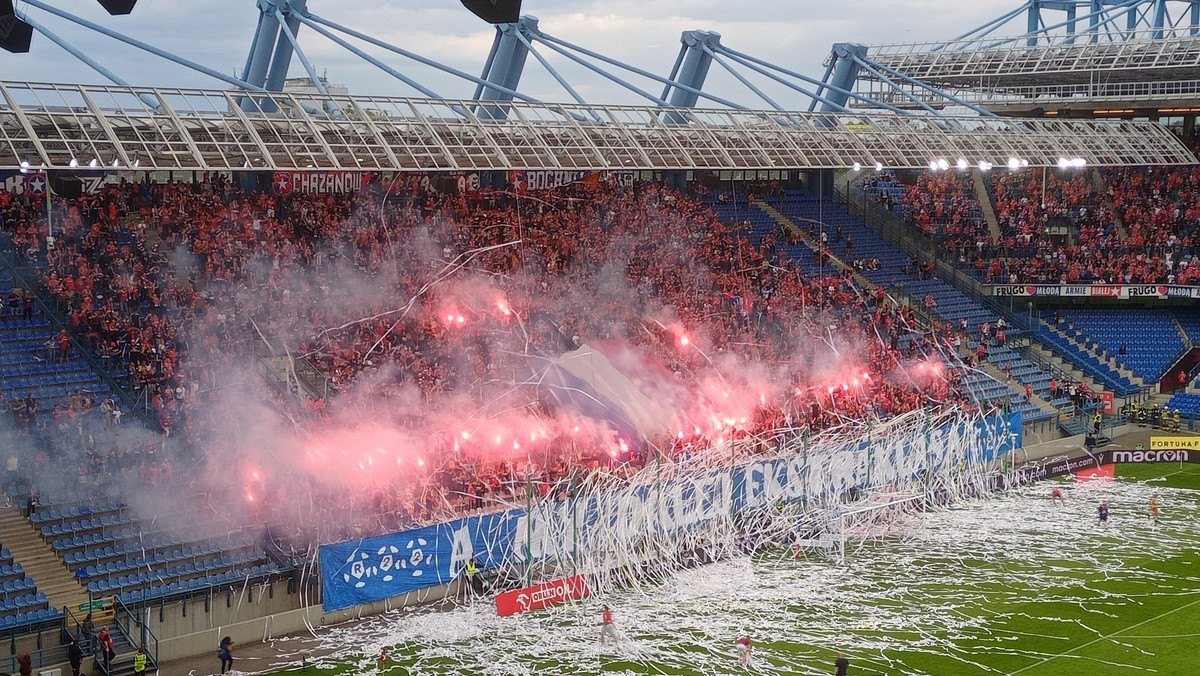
[0,81,1194,172]
[867,33,1200,89]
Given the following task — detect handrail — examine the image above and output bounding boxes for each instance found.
[0,633,70,676]
[113,595,159,670]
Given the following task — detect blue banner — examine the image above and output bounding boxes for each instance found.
[320,412,1021,611]
[321,511,519,612]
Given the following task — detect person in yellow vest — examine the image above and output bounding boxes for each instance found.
[1092,412,1102,434]
[464,557,480,595]
[1174,409,1182,432]
[133,645,148,676]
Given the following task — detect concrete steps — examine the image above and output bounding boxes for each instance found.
[1091,168,1127,240]
[972,170,1003,243]
[0,508,89,613]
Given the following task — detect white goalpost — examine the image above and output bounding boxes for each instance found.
[827,492,926,563]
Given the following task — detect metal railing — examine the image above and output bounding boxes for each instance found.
[0,617,71,675]
[113,596,158,671]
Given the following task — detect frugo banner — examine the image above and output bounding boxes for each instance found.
[494,574,590,617]
[990,283,1200,300]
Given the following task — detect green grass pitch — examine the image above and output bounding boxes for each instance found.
[254,464,1200,676]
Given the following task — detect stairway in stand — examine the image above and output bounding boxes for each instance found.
[972,170,1003,243]
[0,508,89,613]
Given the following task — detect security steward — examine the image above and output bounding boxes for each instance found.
[464,557,481,595]
[133,645,148,675]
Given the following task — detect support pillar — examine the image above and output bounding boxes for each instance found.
[241,0,283,111]
[476,16,538,119]
[662,30,720,124]
[265,12,304,92]
[819,43,867,113]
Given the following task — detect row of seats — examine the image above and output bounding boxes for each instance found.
[0,318,48,330]
[0,592,46,613]
[0,361,93,381]
[1056,309,1184,383]
[0,607,60,627]
[1035,325,1142,397]
[41,513,133,538]
[0,329,53,344]
[31,500,125,525]
[2,371,101,391]
[70,540,233,570]
[1165,392,1200,420]
[52,525,174,553]
[0,578,36,595]
[113,563,280,605]
[85,551,267,593]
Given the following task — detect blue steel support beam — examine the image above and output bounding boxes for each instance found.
[850,58,940,115]
[473,28,503,100]
[957,0,1199,47]
[858,57,1001,117]
[18,11,161,109]
[809,60,837,112]
[982,0,1143,49]
[714,45,895,113]
[273,10,325,93]
[934,2,1032,50]
[244,1,282,89]
[511,31,596,117]
[17,12,130,87]
[706,49,785,111]
[242,12,267,83]
[666,31,720,108]
[1153,0,1169,32]
[265,3,306,92]
[295,15,446,99]
[659,44,688,102]
[477,16,537,107]
[661,30,721,124]
[304,12,541,103]
[717,49,849,111]
[1027,0,1081,44]
[21,0,261,91]
[530,29,749,109]
[821,43,867,112]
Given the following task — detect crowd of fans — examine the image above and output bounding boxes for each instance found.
[0,173,981,538]
[866,167,1200,285]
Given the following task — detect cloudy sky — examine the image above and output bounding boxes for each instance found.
[5,0,1022,106]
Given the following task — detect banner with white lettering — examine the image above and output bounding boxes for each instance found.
[272,171,365,195]
[1009,447,1199,486]
[0,172,110,196]
[990,283,1200,300]
[320,412,1019,611]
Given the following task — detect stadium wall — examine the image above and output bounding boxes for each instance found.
[143,578,463,663]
